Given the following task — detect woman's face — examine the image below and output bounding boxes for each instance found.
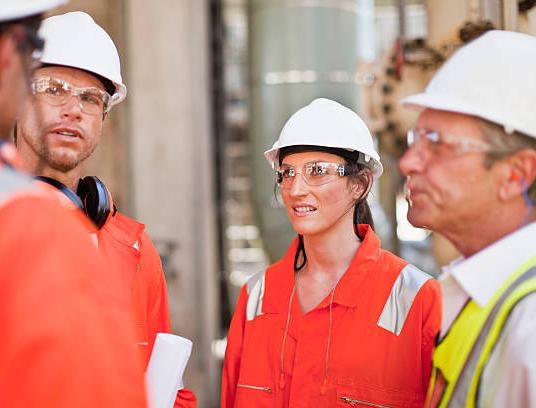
[279,151,364,237]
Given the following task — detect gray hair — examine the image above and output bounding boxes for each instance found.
[478,119,536,204]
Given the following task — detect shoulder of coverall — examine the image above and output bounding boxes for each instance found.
[0,162,84,223]
[101,210,146,249]
[243,237,300,321]
[33,180,99,233]
[375,248,441,336]
[0,192,147,407]
[245,231,440,336]
[0,165,41,206]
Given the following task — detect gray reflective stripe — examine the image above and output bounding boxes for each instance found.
[246,270,266,321]
[0,167,35,208]
[449,266,536,407]
[377,264,432,336]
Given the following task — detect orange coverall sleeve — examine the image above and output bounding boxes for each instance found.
[418,278,442,395]
[221,285,249,408]
[0,197,146,408]
[138,233,197,408]
[139,232,172,350]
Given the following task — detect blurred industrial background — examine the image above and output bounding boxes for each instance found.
[48,1,536,406]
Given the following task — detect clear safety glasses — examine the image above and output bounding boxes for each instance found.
[276,161,356,189]
[31,77,112,115]
[407,128,492,155]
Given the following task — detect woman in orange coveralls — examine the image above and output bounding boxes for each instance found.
[222,98,441,408]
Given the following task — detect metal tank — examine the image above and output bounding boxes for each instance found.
[249,0,375,260]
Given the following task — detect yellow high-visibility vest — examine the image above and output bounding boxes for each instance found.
[426,256,536,407]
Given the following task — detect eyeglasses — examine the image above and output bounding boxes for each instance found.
[276,161,357,189]
[31,77,112,115]
[407,128,492,155]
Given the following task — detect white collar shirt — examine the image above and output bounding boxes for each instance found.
[439,221,536,407]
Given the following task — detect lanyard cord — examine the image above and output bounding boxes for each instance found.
[279,270,339,395]
[279,285,295,389]
[321,286,337,395]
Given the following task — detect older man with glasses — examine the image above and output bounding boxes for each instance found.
[400,30,536,407]
[0,2,147,407]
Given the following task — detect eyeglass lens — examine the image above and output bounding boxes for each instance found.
[33,78,109,115]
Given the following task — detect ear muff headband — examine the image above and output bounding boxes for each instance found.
[35,175,84,209]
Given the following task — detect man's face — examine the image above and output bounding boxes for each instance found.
[16,65,105,172]
[399,109,500,236]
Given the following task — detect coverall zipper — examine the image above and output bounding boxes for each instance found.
[339,396,390,407]
[236,384,272,393]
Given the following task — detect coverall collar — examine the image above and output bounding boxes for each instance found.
[263,224,382,313]
[102,211,145,249]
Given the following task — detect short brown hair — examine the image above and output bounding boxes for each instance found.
[478,119,536,204]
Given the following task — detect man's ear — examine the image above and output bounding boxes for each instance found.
[498,149,536,201]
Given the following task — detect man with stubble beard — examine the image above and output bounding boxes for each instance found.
[16,11,196,407]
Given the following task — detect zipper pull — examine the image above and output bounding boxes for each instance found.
[320,377,328,395]
[279,372,285,389]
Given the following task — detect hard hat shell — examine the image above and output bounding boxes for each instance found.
[0,0,66,23]
[403,30,536,139]
[265,98,383,178]
[38,12,127,105]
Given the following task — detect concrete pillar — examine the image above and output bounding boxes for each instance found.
[52,1,219,404]
[125,1,219,405]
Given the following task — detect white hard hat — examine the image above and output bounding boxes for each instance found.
[403,30,536,139]
[265,98,383,178]
[38,12,127,105]
[0,0,66,23]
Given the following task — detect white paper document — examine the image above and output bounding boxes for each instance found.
[145,333,193,408]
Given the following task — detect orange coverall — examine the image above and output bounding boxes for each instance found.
[36,177,196,406]
[222,226,441,408]
[0,148,146,407]
[98,211,197,406]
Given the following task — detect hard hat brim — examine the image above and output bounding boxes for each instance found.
[402,92,536,138]
[0,0,67,22]
[402,92,481,115]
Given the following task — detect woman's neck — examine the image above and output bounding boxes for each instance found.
[295,219,361,314]
[301,221,360,281]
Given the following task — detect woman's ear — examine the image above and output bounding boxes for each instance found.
[350,169,372,200]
